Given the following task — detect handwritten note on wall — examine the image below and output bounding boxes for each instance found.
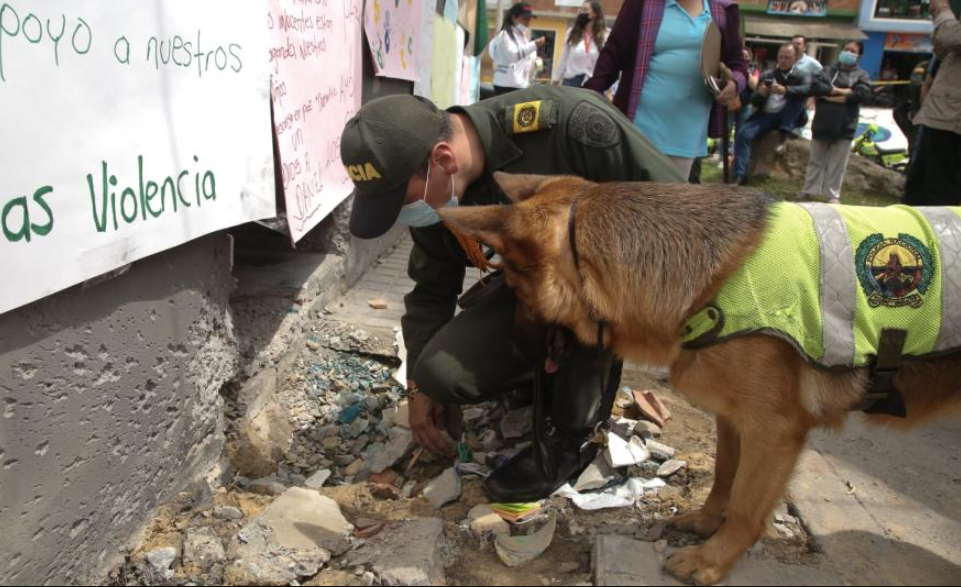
[364,0,422,82]
[0,1,273,316]
[268,0,363,243]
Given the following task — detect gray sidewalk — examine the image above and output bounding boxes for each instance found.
[327,235,481,340]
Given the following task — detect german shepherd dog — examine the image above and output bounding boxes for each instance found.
[439,173,961,585]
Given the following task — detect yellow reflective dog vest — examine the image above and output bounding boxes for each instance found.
[682,203,961,368]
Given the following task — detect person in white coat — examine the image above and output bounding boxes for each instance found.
[553,1,609,88]
[489,2,546,96]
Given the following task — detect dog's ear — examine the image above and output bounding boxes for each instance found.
[438,205,512,252]
[493,172,551,203]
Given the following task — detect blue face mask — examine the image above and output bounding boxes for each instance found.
[396,164,458,228]
[839,51,859,67]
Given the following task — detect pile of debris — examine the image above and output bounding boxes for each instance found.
[116,322,698,586]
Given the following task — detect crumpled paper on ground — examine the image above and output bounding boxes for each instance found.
[552,477,667,511]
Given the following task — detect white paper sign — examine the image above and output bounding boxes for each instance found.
[0,1,274,316]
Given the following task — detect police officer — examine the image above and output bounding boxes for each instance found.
[340,86,682,502]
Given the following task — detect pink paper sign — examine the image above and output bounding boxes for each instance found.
[269,0,364,242]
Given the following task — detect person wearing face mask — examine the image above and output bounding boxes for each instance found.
[340,88,682,503]
[552,1,609,88]
[489,2,546,96]
[799,41,871,204]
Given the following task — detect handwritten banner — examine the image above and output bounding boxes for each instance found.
[268,0,363,243]
[364,0,422,82]
[0,1,273,316]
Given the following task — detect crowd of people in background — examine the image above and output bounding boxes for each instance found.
[489,0,959,204]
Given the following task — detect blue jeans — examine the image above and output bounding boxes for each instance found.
[562,74,587,87]
[734,96,806,178]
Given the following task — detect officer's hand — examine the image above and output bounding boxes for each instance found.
[408,389,455,458]
[772,85,788,96]
[717,80,738,106]
[758,83,770,97]
[535,37,547,48]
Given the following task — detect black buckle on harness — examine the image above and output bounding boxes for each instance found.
[858,328,908,419]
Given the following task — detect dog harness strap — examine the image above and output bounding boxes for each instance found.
[917,207,961,352]
[859,328,908,418]
[800,203,858,366]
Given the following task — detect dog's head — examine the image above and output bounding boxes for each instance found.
[440,173,772,352]
[439,173,604,343]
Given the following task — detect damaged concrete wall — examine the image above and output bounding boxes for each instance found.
[0,234,239,586]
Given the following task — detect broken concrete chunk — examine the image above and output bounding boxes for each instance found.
[423,467,462,509]
[368,298,389,310]
[657,486,682,502]
[254,487,352,555]
[305,469,332,489]
[145,547,177,573]
[469,504,511,537]
[645,440,676,462]
[383,400,411,429]
[633,421,663,439]
[573,454,619,492]
[213,506,244,521]
[656,460,687,478]
[345,458,366,477]
[247,478,288,496]
[345,518,447,586]
[183,527,226,567]
[230,519,331,586]
[369,427,415,474]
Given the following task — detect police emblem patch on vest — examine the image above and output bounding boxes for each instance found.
[856,234,935,309]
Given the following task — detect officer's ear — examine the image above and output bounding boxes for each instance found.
[438,205,512,252]
[493,172,552,203]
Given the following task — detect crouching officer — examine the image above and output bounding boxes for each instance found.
[340,86,682,502]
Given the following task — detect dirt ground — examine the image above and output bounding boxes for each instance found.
[112,343,818,587]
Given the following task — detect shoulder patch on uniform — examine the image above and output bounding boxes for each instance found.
[503,100,555,135]
[568,101,620,148]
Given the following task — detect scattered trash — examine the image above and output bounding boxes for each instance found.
[606,433,650,468]
[553,477,666,511]
[489,501,550,524]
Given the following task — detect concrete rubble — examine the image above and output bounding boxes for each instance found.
[113,323,717,586]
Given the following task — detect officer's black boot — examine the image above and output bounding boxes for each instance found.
[483,337,622,503]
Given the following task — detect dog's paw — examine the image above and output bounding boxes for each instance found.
[665,546,727,586]
[669,509,724,538]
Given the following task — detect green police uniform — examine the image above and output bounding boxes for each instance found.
[341,87,681,503]
[682,202,961,371]
[404,87,683,397]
